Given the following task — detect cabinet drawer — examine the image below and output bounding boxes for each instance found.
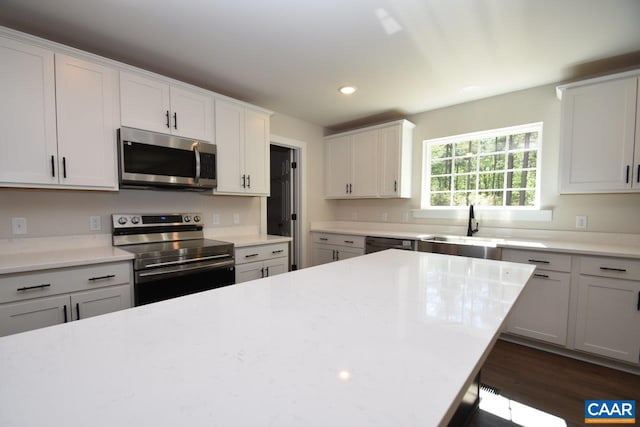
[235,243,288,265]
[579,256,640,281]
[312,233,365,248]
[0,261,131,303]
[502,249,572,272]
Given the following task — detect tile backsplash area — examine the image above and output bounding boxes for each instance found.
[0,188,260,239]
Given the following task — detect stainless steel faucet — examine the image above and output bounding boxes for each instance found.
[467,204,479,237]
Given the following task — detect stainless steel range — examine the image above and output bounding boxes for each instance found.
[112,213,235,306]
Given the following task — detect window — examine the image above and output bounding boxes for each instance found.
[422,123,542,210]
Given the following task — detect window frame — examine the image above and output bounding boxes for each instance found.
[421,122,543,211]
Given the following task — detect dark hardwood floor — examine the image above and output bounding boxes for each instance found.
[469,340,640,427]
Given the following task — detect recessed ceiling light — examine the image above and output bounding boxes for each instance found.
[339,86,357,95]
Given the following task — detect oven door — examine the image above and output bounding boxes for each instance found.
[134,258,235,306]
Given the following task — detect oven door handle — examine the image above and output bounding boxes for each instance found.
[146,254,232,269]
[137,258,235,279]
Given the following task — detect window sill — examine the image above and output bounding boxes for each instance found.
[412,208,553,222]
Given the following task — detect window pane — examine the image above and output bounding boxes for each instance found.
[431,159,452,175]
[479,154,505,171]
[454,174,476,191]
[453,192,473,206]
[430,192,450,206]
[505,190,536,206]
[508,132,538,150]
[454,157,476,173]
[455,141,477,156]
[478,191,503,206]
[431,176,451,191]
[507,170,536,189]
[431,144,453,159]
[479,136,506,153]
[508,151,536,170]
[479,172,504,190]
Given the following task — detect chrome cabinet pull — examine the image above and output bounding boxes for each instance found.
[17,283,51,292]
[88,274,115,282]
[599,266,627,272]
[527,259,550,264]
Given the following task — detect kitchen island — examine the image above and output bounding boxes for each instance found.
[0,250,534,426]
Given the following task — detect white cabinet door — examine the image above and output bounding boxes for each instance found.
[560,76,638,193]
[351,129,378,197]
[325,136,352,197]
[336,247,364,261]
[169,86,213,141]
[312,244,336,266]
[0,37,57,186]
[0,295,69,337]
[574,275,640,363]
[214,99,271,195]
[244,108,270,195]
[214,99,244,193]
[378,125,401,197]
[235,262,265,283]
[55,54,119,189]
[506,271,571,345]
[71,285,132,321]
[263,258,287,277]
[120,72,171,134]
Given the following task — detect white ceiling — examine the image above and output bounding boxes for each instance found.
[1,0,639,128]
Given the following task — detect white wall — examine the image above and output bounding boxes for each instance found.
[330,83,640,234]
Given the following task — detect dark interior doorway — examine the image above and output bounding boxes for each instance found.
[268,145,298,270]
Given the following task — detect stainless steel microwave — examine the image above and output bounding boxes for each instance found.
[117,127,216,190]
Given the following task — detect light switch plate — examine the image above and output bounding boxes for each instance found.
[233,213,240,225]
[575,215,587,229]
[212,214,220,225]
[11,217,27,235]
[89,216,101,231]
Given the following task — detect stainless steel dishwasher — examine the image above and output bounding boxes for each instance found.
[365,236,417,254]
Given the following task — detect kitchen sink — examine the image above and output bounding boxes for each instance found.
[417,235,503,260]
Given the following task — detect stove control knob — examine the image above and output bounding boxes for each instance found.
[131,216,140,224]
[193,216,201,223]
[117,217,128,225]
[184,216,191,222]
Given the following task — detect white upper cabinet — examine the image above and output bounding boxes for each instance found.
[0,37,57,186]
[558,71,640,193]
[324,119,414,199]
[55,53,119,189]
[213,98,271,196]
[120,71,213,142]
[0,36,118,190]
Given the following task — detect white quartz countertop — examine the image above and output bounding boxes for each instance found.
[311,226,640,259]
[0,246,134,275]
[216,233,292,247]
[0,250,534,427]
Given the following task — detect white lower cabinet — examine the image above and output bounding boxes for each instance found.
[0,261,132,337]
[235,242,289,284]
[574,256,640,364]
[311,233,365,266]
[502,249,572,346]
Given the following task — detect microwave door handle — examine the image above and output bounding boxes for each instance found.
[194,147,201,183]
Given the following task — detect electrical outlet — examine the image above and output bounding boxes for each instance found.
[381,212,388,222]
[402,211,410,223]
[212,214,220,225]
[233,213,240,225]
[351,212,358,220]
[11,217,27,235]
[575,215,587,229]
[89,216,101,231]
